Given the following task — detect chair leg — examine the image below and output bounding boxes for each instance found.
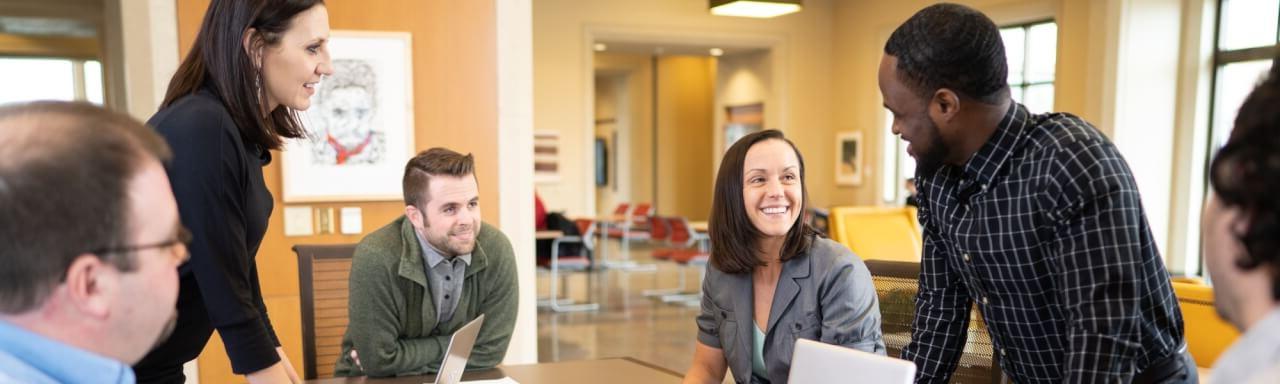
[548,239,598,312]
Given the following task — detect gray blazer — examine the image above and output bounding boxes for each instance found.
[696,237,885,384]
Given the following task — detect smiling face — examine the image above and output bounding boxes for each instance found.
[879,54,951,176]
[259,5,332,111]
[409,174,481,257]
[742,139,803,241]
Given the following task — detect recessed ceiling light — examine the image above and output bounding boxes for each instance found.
[593,43,607,52]
[709,48,724,57]
[710,0,802,18]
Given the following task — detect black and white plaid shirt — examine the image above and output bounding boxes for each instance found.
[901,102,1184,383]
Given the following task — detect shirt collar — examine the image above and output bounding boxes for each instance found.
[957,102,1030,192]
[0,320,134,384]
[414,229,472,268]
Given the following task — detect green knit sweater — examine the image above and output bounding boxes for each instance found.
[333,216,518,377]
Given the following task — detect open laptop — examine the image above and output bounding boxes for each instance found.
[788,338,916,384]
[432,313,486,384]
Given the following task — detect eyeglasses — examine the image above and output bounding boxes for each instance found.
[90,227,193,264]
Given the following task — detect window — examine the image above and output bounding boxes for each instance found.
[1001,20,1057,114]
[881,20,1058,204]
[1187,0,1280,275]
[0,57,104,105]
[1209,0,1277,153]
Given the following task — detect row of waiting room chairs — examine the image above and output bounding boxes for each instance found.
[288,206,1242,380]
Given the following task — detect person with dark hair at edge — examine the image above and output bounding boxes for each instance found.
[881,3,1191,383]
[0,102,186,384]
[1201,62,1280,384]
[683,130,884,384]
[333,148,518,377]
[131,0,333,382]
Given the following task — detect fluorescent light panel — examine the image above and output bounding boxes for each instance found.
[710,1,801,18]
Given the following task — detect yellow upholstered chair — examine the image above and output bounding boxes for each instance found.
[829,206,922,262]
[1172,281,1240,369]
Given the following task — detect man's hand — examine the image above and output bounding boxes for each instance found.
[350,349,363,371]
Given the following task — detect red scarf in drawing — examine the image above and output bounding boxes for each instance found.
[326,131,374,165]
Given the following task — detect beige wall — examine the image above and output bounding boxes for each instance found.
[593,53,655,210]
[655,55,716,220]
[715,50,773,173]
[591,54,716,220]
[534,0,1118,213]
[593,75,622,214]
[176,0,502,381]
[534,0,836,216]
[830,0,1114,206]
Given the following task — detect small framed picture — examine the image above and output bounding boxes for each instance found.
[835,131,863,186]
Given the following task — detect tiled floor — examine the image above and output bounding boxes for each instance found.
[535,241,706,375]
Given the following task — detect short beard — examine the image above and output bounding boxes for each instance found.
[914,119,951,177]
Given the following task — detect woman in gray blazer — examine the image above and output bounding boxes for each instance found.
[684,130,885,384]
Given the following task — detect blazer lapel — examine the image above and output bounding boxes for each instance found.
[730,271,754,380]
[765,252,811,336]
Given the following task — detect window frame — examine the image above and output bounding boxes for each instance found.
[1001,18,1057,104]
[1195,0,1280,275]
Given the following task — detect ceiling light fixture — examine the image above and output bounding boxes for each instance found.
[709,48,724,57]
[710,0,802,18]
[593,43,607,52]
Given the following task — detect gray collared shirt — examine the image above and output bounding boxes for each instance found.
[1212,307,1280,384]
[416,231,471,329]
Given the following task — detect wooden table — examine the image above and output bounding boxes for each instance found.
[305,357,682,384]
[689,220,708,233]
[534,230,564,240]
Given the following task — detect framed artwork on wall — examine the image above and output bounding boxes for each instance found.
[534,130,561,183]
[724,102,763,153]
[836,131,863,186]
[282,30,415,202]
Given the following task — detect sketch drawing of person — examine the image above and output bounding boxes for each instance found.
[308,59,385,166]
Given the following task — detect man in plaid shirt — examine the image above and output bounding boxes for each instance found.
[878,4,1193,383]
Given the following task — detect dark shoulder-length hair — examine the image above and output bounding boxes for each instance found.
[162,0,324,151]
[1210,61,1280,300]
[709,129,816,274]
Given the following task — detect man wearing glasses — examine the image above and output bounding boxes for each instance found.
[0,102,188,383]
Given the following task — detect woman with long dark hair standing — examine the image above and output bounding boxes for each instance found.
[132,1,332,382]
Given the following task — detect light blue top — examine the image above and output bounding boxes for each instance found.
[1212,308,1280,384]
[752,321,767,380]
[0,320,134,384]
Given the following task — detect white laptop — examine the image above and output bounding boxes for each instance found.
[788,338,916,384]
[432,314,486,384]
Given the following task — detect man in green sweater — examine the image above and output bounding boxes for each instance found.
[334,147,518,377]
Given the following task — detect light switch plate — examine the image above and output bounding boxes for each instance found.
[340,207,362,235]
[283,206,313,237]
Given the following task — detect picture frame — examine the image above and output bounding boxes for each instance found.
[835,131,863,186]
[724,102,763,153]
[282,30,415,202]
[534,130,561,183]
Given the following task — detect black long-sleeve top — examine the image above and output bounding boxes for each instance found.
[133,88,281,383]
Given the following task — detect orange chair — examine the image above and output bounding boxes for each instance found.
[648,216,674,260]
[538,219,599,312]
[644,216,708,303]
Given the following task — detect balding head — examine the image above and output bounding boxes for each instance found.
[0,101,171,313]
